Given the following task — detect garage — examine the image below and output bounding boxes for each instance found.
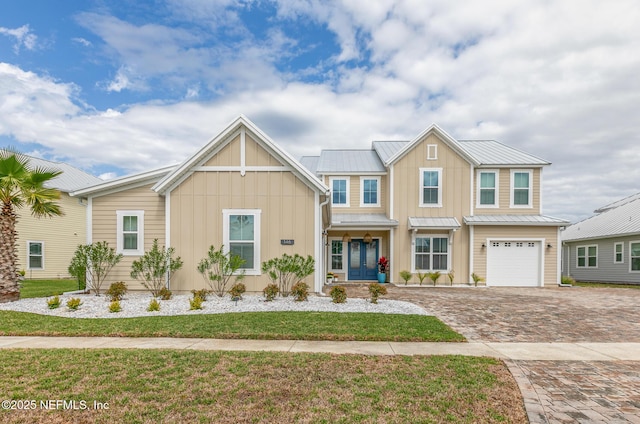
[486,240,542,286]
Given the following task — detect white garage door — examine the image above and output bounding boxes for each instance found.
[486,241,541,287]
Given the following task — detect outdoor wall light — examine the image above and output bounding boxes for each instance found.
[342,232,352,242]
[547,244,553,248]
[363,233,373,243]
[481,243,486,248]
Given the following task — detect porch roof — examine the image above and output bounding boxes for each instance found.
[408,217,461,230]
[332,213,399,228]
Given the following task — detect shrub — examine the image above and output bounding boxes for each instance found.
[399,270,412,285]
[262,253,315,297]
[147,298,161,312]
[158,287,173,300]
[447,270,455,286]
[229,282,246,300]
[291,281,309,302]
[263,283,279,302]
[47,295,61,309]
[189,295,203,310]
[561,275,575,286]
[69,241,123,295]
[417,272,428,286]
[428,271,441,286]
[130,239,183,297]
[105,281,128,302]
[66,298,82,311]
[109,300,122,313]
[197,245,246,297]
[471,272,485,287]
[329,286,347,304]
[368,283,387,304]
[191,288,210,301]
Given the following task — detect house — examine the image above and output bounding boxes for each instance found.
[561,193,640,284]
[15,154,103,279]
[72,116,568,292]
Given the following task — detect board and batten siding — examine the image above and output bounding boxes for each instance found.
[472,168,542,215]
[90,183,166,290]
[564,235,640,284]
[16,193,87,279]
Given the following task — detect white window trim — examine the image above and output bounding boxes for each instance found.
[329,238,346,272]
[476,169,499,208]
[329,176,350,208]
[426,144,438,160]
[410,233,450,273]
[419,168,443,208]
[223,209,261,276]
[510,169,533,208]
[576,244,598,268]
[27,240,44,270]
[116,210,145,256]
[630,241,640,273]
[360,176,381,207]
[614,242,624,264]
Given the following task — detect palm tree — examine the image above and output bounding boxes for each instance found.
[0,151,63,302]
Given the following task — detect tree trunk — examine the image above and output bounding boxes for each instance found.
[0,202,19,302]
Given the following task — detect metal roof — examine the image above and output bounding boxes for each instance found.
[408,217,461,230]
[316,150,386,174]
[464,215,569,226]
[456,140,549,166]
[562,198,640,242]
[594,192,640,213]
[299,156,319,175]
[71,166,175,197]
[332,213,398,228]
[371,141,409,163]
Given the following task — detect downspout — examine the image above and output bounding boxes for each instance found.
[319,190,331,294]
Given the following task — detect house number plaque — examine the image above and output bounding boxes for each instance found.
[280,239,295,245]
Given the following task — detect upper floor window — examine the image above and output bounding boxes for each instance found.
[631,242,640,272]
[420,168,442,207]
[330,177,349,207]
[223,209,261,275]
[511,170,532,207]
[116,211,144,256]
[577,245,597,268]
[28,241,44,270]
[477,170,498,207]
[614,242,624,264]
[360,177,380,207]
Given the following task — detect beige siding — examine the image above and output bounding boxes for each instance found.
[473,168,542,214]
[322,175,387,213]
[91,184,166,290]
[16,193,87,279]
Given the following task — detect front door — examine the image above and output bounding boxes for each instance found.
[348,239,379,280]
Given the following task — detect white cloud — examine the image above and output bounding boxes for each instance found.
[0,24,37,53]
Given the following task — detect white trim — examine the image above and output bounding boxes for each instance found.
[614,242,624,264]
[165,190,171,248]
[576,244,598,268]
[86,197,93,244]
[222,209,262,276]
[468,225,474,284]
[314,191,322,292]
[510,169,533,208]
[476,169,499,208]
[193,166,291,172]
[629,241,640,273]
[329,176,350,208]
[328,238,347,273]
[116,210,145,256]
[469,163,474,216]
[419,168,443,208]
[426,144,438,160]
[360,176,381,207]
[556,227,562,285]
[71,166,174,197]
[390,165,395,219]
[240,127,246,176]
[26,240,44,270]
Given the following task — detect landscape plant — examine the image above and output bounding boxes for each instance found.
[105,281,128,302]
[189,295,203,310]
[399,270,412,285]
[417,272,428,286]
[158,287,173,300]
[130,239,183,297]
[262,253,314,297]
[229,282,246,300]
[368,283,387,304]
[329,285,347,303]
[471,272,485,287]
[66,298,82,311]
[109,300,122,313]
[428,271,441,286]
[197,245,246,297]
[147,298,160,312]
[191,288,210,301]
[68,241,123,296]
[447,270,455,286]
[47,295,61,309]
[263,283,279,301]
[291,281,309,302]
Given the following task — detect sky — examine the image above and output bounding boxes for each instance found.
[1,0,639,223]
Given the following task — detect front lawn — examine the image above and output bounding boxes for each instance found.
[0,349,525,423]
[0,310,465,342]
[20,279,81,299]
[573,281,640,289]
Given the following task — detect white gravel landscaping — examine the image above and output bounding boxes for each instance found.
[0,293,428,319]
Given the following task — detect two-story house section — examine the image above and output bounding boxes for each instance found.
[302,124,568,287]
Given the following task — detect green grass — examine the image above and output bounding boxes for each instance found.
[19,279,81,299]
[573,281,640,289]
[0,349,525,423]
[0,310,464,342]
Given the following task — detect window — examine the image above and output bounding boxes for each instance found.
[420,168,442,207]
[427,144,438,160]
[330,177,349,207]
[331,240,344,271]
[511,170,532,207]
[614,243,624,264]
[477,170,498,207]
[631,242,640,272]
[116,211,144,255]
[360,177,380,207]
[413,236,449,271]
[223,209,261,275]
[577,245,597,268]
[27,241,44,270]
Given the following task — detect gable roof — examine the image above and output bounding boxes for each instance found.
[371,141,409,163]
[456,140,549,166]
[315,150,386,174]
[562,198,640,242]
[152,115,328,194]
[299,156,320,175]
[70,166,175,197]
[594,192,640,213]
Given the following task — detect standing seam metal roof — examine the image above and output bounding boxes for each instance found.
[315,150,386,173]
[561,198,640,241]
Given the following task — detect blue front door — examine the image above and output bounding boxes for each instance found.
[348,239,379,280]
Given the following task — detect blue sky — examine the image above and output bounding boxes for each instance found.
[1,0,639,222]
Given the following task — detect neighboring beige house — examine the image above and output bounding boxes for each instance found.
[16,154,103,279]
[72,116,568,292]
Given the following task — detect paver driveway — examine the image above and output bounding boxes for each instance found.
[335,285,640,423]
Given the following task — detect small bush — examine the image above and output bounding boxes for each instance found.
[447,270,455,286]
[147,298,161,312]
[109,300,122,313]
[66,298,82,311]
[189,295,203,310]
[428,271,441,286]
[417,272,428,286]
[47,295,61,309]
[263,283,279,302]
[329,286,347,304]
[191,289,210,301]
[399,270,412,285]
[105,281,128,301]
[368,283,388,304]
[229,282,246,300]
[158,287,173,300]
[561,275,575,286]
[291,281,309,302]
[471,272,485,287]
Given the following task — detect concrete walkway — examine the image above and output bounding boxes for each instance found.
[2,336,640,361]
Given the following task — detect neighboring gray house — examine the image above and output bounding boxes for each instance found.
[561,193,640,284]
